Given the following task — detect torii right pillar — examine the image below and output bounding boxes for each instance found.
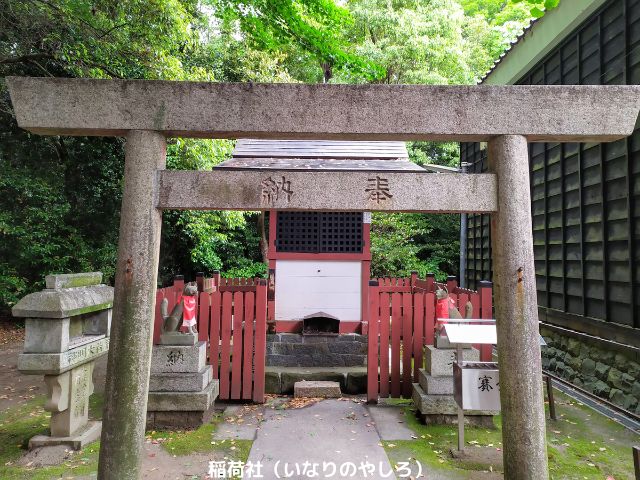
[488,135,549,479]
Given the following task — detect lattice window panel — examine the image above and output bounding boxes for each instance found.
[276,212,363,253]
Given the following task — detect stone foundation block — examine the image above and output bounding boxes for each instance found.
[418,369,453,395]
[159,332,198,346]
[151,342,206,374]
[294,380,341,398]
[147,379,219,411]
[345,370,368,394]
[281,370,345,393]
[147,405,216,430]
[149,366,213,392]
[425,345,479,377]
[412,383,497,418]
[28,420,102,450]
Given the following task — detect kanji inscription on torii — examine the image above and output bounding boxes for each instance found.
[261,175,293,205]
[365,176,392,204]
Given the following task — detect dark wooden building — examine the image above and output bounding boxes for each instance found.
[461,0,640,411]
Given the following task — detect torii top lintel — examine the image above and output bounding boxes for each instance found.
[7,76,640,142]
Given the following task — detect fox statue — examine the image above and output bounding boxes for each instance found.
[161,282,199,335]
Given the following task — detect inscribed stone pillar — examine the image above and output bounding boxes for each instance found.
[98,131,166,480]
[488,135,549,479]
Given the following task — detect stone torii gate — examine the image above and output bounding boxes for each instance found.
[7,77,640,480]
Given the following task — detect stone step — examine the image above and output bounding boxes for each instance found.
[425,345,479,377]
[151,341,207,374]
[294,380,341,398]
[149,365,213,392]
[265,366,367,394]
[418,368,454,395]
[411,382,458,415]
[147,379,219,412]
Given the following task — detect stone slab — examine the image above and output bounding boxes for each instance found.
[366,405,415,440]
[24,318,70,353]
[28,420,102,451]
[8,77,640,142]
[281,370,346,393]
[418,369,454,395]
[425,345,479,377]
[150,342,206,374]
[248,399,394,480]
[146,405,216,430]
[147,379,219,411]
[159,170,498,213]
[159,332,198,346]
[411,383,458,415]
[45,272,102,290]
[266,366,368,394]
[18,337,109,375]
[412,383,497,417]
[12,284,114,319]
[294,380,341,398]
[149,366,213,392]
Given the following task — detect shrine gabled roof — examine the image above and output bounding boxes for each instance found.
[216,139,425,172]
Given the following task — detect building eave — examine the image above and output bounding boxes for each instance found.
[481,0,610,85]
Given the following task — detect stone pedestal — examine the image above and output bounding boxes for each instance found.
[412,340,496,426]
[147,341,219,430]
[12,272,112,450]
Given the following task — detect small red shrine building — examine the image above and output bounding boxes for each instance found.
[218,139,424,334]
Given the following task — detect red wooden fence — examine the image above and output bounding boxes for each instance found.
[367,275,493,401]
[155,274,267,403]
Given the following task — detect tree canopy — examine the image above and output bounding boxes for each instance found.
[0,0,540,313]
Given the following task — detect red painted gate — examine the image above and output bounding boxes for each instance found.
[367,275,493,402]
[155,275,267,403]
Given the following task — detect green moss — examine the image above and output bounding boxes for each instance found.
[0,393,106,479]
[147,413,252,460]
[383,391,638,479]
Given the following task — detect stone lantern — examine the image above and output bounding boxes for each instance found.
[12,272,113,449]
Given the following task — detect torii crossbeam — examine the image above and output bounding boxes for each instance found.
[7,76,640,480]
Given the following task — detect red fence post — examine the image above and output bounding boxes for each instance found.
[242,292,255,400]
[367,280,380,403]
[379,292,391,398]
[410,271,418,292]
[253,279,267,403]
[196,272,204,292]
[413,293,424,381]
[198,291,210,343]
[425,292,435,347]
[426,273,435,292]
[174,274,185,293]
[390,293,402,398]
[402,292,413,398]
[231,291,244,399]
[219,292,233,400]
[479,280,493,361]
[446,275,458,294]
[209,290,221,379]
[153,289,164,345]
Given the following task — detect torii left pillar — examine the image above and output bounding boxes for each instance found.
[98,131,166,480]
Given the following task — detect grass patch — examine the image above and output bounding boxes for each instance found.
[147,413,251,461]
[0,393,254,480]
[0,394,102,480]
[383,390,639,479]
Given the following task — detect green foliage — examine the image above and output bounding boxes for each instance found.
[0,0,539,311]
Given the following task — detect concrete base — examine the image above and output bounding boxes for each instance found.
[149,365,213,392]
[418,368,453,395]
[28,420,102,450]
[420,413,496,428]
[146,404,217,430]
[159,332,198,346]
[147,379,218,412]
[412,383,497,424]
[265,366,367,394]
[294,380,341,398]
